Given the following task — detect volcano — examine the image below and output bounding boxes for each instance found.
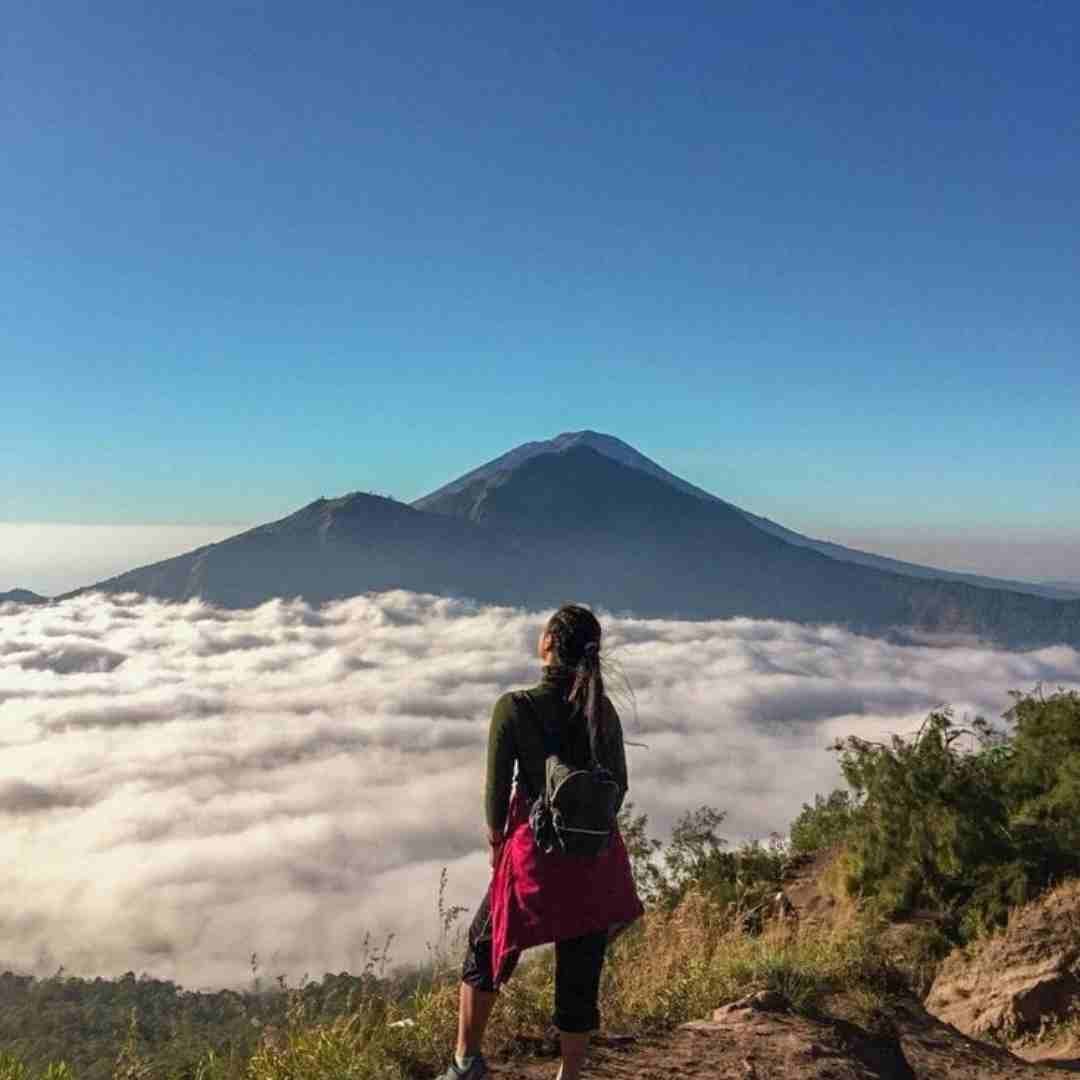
[64,432,1080,648]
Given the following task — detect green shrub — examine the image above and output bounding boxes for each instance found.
[790,789,856,854]
[618,803,784,913]
[828,689,1080,942]
[1006,687,1080,865]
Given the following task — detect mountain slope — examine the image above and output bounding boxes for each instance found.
[70,445,1080,648]
[412,445,1080,645]
[414,430,1074,601]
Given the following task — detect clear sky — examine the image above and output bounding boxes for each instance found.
[5,3,1078,552]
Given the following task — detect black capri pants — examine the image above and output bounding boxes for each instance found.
[461,887,608,1033]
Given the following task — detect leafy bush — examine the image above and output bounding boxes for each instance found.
[1005,687,1080,858]
[618,803,784,912]
[789,789,856,854]
[832,688,1080,941]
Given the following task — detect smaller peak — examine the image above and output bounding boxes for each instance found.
[0,588,48,604]
[329,490,402,507]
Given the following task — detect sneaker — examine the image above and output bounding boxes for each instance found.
[434,1054,489,1080]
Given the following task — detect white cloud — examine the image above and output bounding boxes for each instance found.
[1,590,1078,989]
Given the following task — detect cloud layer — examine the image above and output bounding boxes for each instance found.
[2,590,1078,989]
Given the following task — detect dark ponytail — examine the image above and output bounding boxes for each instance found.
[544,604,605,763]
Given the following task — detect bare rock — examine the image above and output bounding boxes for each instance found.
[616,993,1060,1079]
[712,989,791,1020]
[926,879,1080,1045]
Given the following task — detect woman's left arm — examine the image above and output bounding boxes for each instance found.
[484,693,516,848]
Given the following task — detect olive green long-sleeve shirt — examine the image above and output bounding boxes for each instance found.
[485,664,629,836]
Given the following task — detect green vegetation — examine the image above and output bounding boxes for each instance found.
[791,686,1080,941]
[789,789,856,855]
[0,954,394,1080]
[3,686,1078,1078]
[619,803,786,913]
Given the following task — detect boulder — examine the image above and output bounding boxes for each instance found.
[926,880,1080,1045]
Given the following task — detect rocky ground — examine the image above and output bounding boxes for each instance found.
[486,990,1076,1079]
[926,879,1080,1070]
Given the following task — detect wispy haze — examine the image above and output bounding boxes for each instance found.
[0,524,245,597]
[827,529,1080,589]
[4,2,1078,535]
[2,590,1078,988]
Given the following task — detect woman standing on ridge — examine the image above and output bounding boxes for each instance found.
[436,604,644,1080]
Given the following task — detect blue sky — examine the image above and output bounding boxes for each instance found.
[4,2,1078,547]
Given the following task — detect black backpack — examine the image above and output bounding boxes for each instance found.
[514,691,622,857]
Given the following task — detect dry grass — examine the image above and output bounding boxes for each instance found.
[0,881,912,1080]
[820,850,862,921]
[0,1059,74,1080]
[160,885,906,1080]
[603,890,900,1030]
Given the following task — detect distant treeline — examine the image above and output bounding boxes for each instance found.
[0,965,385,1080]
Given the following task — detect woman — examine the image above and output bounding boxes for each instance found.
[437,604,644,1080]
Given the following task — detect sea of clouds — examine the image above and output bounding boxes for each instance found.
[2,589,1079,990]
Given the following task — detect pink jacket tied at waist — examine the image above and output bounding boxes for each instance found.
[489,785,645,986]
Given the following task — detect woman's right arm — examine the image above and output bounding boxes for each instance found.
[606,698,629,813]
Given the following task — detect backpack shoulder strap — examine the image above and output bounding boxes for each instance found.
[514,690,565,805]
[515,689,560,757]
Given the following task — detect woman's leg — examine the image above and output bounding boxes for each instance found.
[452,888,520,1067]
[556,1031,590,1080]
[553,930,608,1080]
[455,982,497,1059]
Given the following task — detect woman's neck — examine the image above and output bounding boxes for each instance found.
[540,663,575,686]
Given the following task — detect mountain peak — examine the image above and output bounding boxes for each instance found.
[411,430,723,515]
